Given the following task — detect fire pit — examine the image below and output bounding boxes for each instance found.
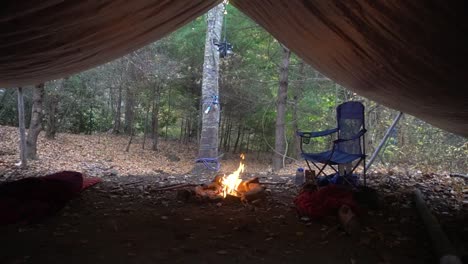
[178,154,266,203]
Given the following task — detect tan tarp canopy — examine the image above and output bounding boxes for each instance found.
[0,0,467,136]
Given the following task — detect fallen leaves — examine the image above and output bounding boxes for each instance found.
[0,125,297,179]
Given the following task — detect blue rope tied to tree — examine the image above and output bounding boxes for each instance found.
[204,95,219,114]
[195,157,220,171]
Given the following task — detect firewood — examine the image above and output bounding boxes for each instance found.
[223,194,241,204]
[153,183,197,191]
[241,186,266,203]
[194,185,222,201]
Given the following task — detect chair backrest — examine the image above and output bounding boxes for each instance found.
[336,101,365,155]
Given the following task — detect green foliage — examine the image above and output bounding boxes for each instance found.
[0,6,465,172]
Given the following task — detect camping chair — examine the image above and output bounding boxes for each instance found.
[297,101,367,186]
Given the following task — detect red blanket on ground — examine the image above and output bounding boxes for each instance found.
[294,185,359,219]
[0,171,101,225]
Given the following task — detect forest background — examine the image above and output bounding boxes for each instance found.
[0,6,466,174]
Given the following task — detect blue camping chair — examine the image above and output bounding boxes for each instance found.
[297,101,367,186]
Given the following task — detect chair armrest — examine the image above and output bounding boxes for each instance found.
[333,129,367,144]
[297,128,338,138]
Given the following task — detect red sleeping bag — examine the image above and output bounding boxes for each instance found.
[0,171,101,225]
[294,185,359,219]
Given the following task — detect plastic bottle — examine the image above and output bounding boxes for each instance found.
[295,167,305,186]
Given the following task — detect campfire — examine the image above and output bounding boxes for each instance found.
[179,154,266,203]
[220,154,246,198]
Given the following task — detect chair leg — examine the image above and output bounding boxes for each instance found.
[307,160,326,177]
[349,159,363,175]
[317,164,326,177]
[341,159,364,187]
[305,160,314,174]
[317,162,338,177]
[363,158,367,187]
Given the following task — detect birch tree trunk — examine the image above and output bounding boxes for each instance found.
[193,3,224,175]
[273,45,291,171]
[17,87,27,168]
[26,83,45,159]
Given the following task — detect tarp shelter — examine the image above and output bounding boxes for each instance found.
[0,0,467,136]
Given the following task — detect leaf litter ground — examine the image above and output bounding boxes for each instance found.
[0,126,467,263]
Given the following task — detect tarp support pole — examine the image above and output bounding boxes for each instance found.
[365,111,403,171]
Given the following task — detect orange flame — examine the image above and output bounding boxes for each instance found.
[220,154,245,197]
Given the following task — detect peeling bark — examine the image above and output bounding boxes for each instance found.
[194,3,224,175]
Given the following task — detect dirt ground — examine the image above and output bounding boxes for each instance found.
[0,126,467,263]
[0,173,440,264]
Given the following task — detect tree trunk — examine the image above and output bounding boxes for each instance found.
[124,86,135,135]
[17,87,27,168]
[238,126,246,153]
[184,115,191,143]
[273,45,291,171]
[109,85,114,119]
[219,113,225,147]
[26,84,45,160]
[245,130,251,153]
[165,86,172,139]
[224,119,233,152]
[45,79,66,139]
[291,60,305,159]
[142,107,150,149]
[194,3,224,175]
[233,123,243,154]
[112,85,122,134]
[179,118,185,142]
[221,118,227,150]
[87,89,94,135]
[152,84,161,151]
[125,127,134,152]
[45,92,57,139]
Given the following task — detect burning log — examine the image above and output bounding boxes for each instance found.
[237,177,266,202]
[241,185,266,203]
[177,155,266,203]
[194,175,265,202]
[194,180,223,201]
[182,176,266,203]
